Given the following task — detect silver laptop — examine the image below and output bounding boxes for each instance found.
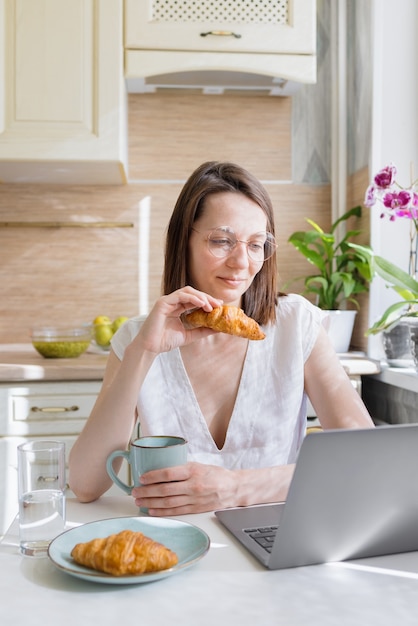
[215,423,418,569]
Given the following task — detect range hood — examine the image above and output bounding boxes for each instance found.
[124,48,317,97]
[126,70,302,97]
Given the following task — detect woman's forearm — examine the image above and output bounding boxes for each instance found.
[234,464,295,507]
[132,462,296,516]
[68,343,156,502]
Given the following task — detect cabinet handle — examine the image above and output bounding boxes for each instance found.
[31,405,79,413]
[200,30,241,39]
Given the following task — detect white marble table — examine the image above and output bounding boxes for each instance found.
[2,496,418,626]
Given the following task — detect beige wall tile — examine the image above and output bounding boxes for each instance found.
[128,93,292,181]
[0,93,342,344]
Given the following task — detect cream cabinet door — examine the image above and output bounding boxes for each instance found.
[0,0,127,184]
[125,0,316,54]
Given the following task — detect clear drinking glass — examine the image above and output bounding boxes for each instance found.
[17,440,66,557]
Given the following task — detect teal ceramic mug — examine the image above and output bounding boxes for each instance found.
[106,435,188,502]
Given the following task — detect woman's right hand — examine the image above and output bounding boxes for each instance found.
[132,286,223,355]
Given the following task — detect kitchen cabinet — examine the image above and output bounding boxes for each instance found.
[0,381,129,535]
[125,0,317,85]
[0,0,128,184]
[125,0,315,54]
[362,367,418,426]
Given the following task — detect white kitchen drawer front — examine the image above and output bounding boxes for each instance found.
[0,382,101,436]
[125,0,316,55]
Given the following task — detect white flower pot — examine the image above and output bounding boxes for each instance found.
[326,310,357,354]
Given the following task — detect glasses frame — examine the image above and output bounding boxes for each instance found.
[191,226,277,262]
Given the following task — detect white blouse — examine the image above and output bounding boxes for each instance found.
[111,294,328,470]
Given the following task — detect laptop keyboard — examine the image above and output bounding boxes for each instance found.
[244,525,278,553]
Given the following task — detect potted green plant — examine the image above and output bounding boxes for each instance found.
[348,246,418,335]
[287,206,371,309]
[287,206,372,352]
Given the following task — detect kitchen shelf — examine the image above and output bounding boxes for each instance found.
[0,221,133,228]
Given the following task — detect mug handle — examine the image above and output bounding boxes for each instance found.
[106,450,133,495]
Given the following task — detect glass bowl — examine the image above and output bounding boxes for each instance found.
[31,325,93,358]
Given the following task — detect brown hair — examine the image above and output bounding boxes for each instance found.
[163,161,278,325]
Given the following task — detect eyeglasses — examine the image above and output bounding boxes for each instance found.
[192,226,277,263]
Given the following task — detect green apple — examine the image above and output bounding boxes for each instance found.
[94,324,113,347]
[93,315,111,325]
[112,316,129,332]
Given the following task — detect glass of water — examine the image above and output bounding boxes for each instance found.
[17,440,66,557]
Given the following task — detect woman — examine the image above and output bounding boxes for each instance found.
[69,161,373,514]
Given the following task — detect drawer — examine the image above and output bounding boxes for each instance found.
[0,381,102,436]
[12,391,97,421]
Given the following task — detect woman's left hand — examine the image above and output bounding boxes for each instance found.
[131,462,239,516]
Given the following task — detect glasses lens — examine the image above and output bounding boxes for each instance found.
[262,234,278,261]
[206,229,277,261]
[246,235,267,262]
[246,233,277,262]
[207,230,236,258]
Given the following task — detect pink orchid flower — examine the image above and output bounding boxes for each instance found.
[374,164,397,189]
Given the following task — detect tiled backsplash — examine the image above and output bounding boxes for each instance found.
[0,93,368,348]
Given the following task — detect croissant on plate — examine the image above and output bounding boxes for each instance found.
[184,305,265,341]
[71,529,179,576]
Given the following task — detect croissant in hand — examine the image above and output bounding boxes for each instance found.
[71,529,179,576]
[185,305,265,340]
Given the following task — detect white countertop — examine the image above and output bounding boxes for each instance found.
[2,496,418,626]
[371,363,418,393]
[0,343,107,382]
[0,344,381,383]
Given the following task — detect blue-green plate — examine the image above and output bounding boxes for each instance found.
[48,516,210,584]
